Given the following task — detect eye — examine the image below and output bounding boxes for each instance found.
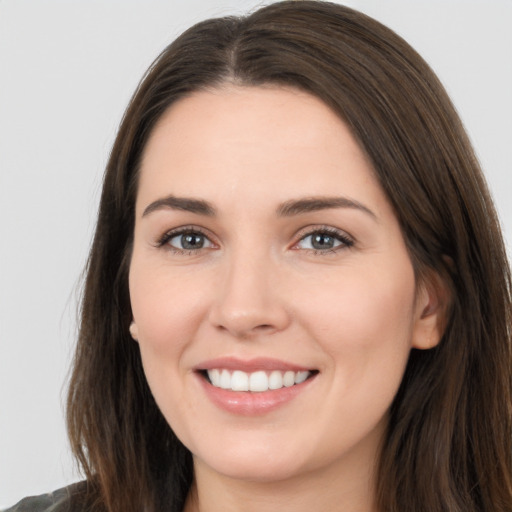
[295,228,353,252]
[159,228,215,253]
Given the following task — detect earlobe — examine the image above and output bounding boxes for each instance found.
[129,321,139,342]
[412,272,451,350]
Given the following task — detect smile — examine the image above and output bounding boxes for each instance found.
[195,357,318,415]
[205,369,313,392]
[194,357,318,414]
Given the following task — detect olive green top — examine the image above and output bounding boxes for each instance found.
[3,483,86,512]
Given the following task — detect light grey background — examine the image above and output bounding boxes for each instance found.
[1,0,511,507]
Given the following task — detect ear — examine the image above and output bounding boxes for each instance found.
[129,321,139,342]
[411,271,451,350]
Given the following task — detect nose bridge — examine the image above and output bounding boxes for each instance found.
[209,237,288,337]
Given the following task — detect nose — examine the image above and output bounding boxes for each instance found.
[208,248,290,339]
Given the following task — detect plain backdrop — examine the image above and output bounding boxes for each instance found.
[1,0,511,507]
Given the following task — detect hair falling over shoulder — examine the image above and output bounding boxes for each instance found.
[66,2,512,511]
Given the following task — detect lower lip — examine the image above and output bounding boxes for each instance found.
[197,373,316,416]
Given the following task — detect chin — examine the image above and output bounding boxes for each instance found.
[200,455,306,483]
[191,436,312,483]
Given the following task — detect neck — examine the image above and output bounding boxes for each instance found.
[183,442,380,512]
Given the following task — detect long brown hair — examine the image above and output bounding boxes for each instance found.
[67,2,512,511]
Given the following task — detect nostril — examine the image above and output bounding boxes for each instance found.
[208,269,290,335]
[213,318,281,339]
[255,324,274,331]
[239,323,279,338]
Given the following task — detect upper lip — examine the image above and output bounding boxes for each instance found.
[195,357,314,373]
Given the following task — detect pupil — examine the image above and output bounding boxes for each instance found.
[312,233,334,250]
[182,233,204,249]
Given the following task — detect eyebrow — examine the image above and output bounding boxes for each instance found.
[142,195,216,217]
[141,194,376,220]
[277,196,377,219]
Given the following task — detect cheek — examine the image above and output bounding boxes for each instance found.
[128,262,213,420]
[298,259,416,377]
[128,262,208,424]
[129,260,208,354]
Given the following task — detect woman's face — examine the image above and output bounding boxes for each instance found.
[129,86,439,485]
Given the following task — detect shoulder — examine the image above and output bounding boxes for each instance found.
[3,482,89,512]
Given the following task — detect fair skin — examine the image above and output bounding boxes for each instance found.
[129,85,443,512]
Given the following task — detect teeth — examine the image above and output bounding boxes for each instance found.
[220,369,231,389]
[231,370,249,391]
[249,371,268,392]
[283,371,295,387]
[295,371,309,384]
[206,369,312,392]
[268,370,283,390]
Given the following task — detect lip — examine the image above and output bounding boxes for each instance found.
[194,357,318,416]
[195,356,312,373]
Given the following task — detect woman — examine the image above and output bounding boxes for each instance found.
[7,1,511,511]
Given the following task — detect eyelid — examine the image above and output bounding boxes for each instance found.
[154,224,354,254]
[156,225,217,249]
[291,225,355,251]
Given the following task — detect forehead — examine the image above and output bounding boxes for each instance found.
[142,85,366,161]
[137,85,384,215]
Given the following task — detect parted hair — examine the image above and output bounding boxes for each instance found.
[67,2,512,511]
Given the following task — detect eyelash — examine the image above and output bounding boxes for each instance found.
[156,226,214,255]
[156,225,354,256]
[293,226,354,255]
